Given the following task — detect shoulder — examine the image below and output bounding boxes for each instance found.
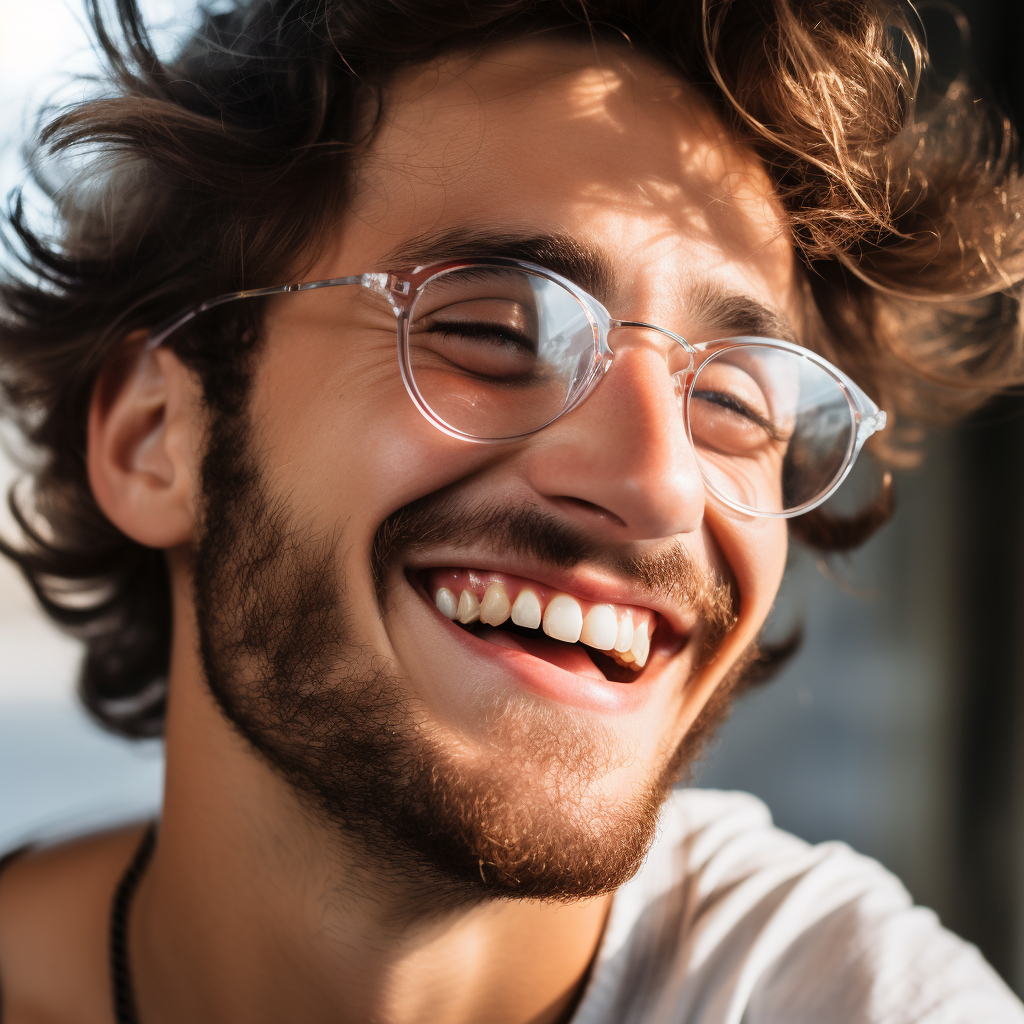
[578,789,1024,1024]
[0,823,150,1024]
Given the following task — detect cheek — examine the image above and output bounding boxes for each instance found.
[246,334,497,553]
[704,505,787,631]
[657,509,785,755]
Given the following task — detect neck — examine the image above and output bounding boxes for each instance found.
[131,641,610,1024]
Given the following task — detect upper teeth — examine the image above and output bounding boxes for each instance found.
[457,589,480,624]
[432,576,655,669]
[480,582,511,626]
[510,589,542,629]
[542,594,583,643]
[435,587,459,620]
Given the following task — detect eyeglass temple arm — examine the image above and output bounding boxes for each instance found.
[144,273,395,350]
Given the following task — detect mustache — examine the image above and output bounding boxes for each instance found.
[371,493,738,642]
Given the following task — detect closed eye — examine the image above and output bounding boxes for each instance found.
[429,318,537,354]
[692,388,787,442]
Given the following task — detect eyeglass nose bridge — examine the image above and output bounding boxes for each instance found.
[606,319,695,407]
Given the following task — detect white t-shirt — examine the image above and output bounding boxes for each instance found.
[573,789,1024,1024]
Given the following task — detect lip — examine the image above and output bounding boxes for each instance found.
[406,572,685,715]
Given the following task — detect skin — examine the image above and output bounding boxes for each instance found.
[0,39,797,1024]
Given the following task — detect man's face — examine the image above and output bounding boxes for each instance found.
[194,38,795,896]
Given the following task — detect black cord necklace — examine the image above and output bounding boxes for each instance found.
[109,824,157,1024]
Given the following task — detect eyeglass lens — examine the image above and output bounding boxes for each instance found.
[406,267,598,440]
[687,345,855,514]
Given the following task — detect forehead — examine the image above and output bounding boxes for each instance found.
[345,38,795,316]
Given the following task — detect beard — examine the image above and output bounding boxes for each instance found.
[193,409,738,904]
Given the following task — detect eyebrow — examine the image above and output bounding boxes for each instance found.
[685,276,798,343]
[382,228,615,304]
[381,228,798,342]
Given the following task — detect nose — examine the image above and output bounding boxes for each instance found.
[522,342,706,542]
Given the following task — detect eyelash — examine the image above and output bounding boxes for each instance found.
[691,388,784,440]
[429,319,537,352]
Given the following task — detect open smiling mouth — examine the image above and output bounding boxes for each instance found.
[417,568,685,684]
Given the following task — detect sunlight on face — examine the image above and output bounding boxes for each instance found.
[354,40,793,314]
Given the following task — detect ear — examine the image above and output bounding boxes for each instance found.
[88,335,204,548]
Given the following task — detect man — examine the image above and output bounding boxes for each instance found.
[0,0,1022,1021]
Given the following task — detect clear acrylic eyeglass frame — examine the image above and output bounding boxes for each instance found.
[147,257,886,519]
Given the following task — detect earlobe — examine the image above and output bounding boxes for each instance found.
[88,337,203,549]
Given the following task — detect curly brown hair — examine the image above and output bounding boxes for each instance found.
[1,0,1022,737]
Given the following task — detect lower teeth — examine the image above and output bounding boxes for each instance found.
[465,621,644,673]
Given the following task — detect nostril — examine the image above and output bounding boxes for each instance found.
[552,496,627,527]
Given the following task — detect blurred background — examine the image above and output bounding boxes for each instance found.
[2,0,1024,998]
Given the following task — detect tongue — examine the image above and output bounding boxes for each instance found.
[475,626,607,680]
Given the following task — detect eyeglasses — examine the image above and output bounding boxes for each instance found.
[148,257,885,518]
